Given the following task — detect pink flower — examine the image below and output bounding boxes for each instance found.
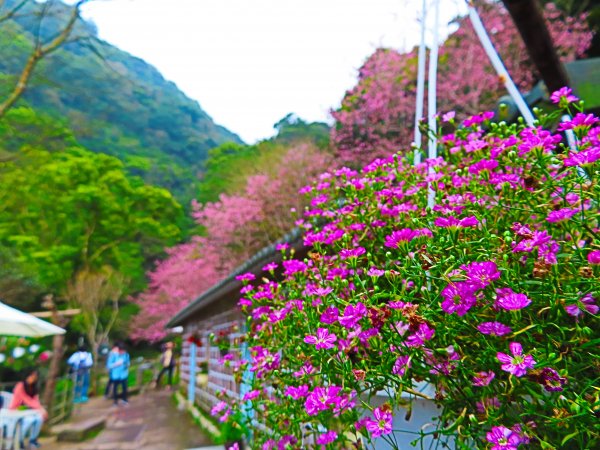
[282,259,307,276]
[486,426,523,450]
[558,113,599,132]
[546,208,577,223]
[242,389,261,401]
[304,386,342,416]
[367,267,385,277]
[316,430,338,445]
[564,293,598,317]
[339,247,366,259]
[537,367,567,392]
[304,328,337,350]
[518,127,561,156]
[442,111,456,122]
[235,272,255,282]
[320,306,339,324]
[392,355,411,376]
[588,250,600,264]
[365,407,393,438]
[497,342,536,377]
[477,321,512,336]
[440,282,477,316]
[284,385,309,399]
[227,443,239,450]
[472,370,495,387]
[550,87,578,105]
[495,288,531,310]
[384,228,431,247]
[262,262,278,272]
[434,215,479,228]
[564,146,600,167]
[461,261,500,289]
[339,302,367,328]
[406,323,435,347]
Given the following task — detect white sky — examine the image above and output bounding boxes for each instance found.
[81,0,466,143]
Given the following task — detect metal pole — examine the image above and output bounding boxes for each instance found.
[188,342,196,405]
[413,0,427,165]
[467,2,535,126]
[427,0,440,210]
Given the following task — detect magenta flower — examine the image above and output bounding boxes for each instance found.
[242,389,261,401]
[472,370,495,387]
[558,113,599,132]
[364,407,393,438]
[406,323,435,347]
[564,146,600,167]
[440,282,477,316]
[518,127,561,156]
[304,386,342,416]
[235,272,255,282]
[468,158,498,174]
[477,321,512,336]
[304,328,337,350]
[497,342,536,377]
[550,87,578,105]
[486,426,522,450]
[442,111,456,122]
[282,259,307,276]
[546,208,578,223]
[564,293,598,317]
[316,430,338,445]
[339,246,366,260]
[434,215,479,228]
[462,260,500,289]
[384,228,431,247]
[537,367,567,392]
[495,288,531,310]
[367,267,385,277]
[284,385,309,399]
[392,355,411,376]
[262,262,278,272]
[339,302,367,329]
[588,250,600,264]
[320,306,339,324]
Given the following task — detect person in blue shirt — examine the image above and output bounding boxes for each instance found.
[104,343,120,399]
[107,342,130,406]
[67,344,93,403]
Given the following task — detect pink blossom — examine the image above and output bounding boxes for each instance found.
[537,367,567,392]
[558,113,599,132]
[587,250,600,264]
[262,262,278,272]
[462,261,500,289]
[497,342,536,377]
[472,371,495,387]
[486,426,523,450]
[392,355,411,376]
[440,282,477,316]
[242,389,261,401]
[365,407,393,438]
[550,87,578,105]
[367,267,385,277]
[339,302,367,328]
[495,288,531,311]
[320,306,339,324]
[434,215,479,228]
[546,208,578,223]
[477,321,512,336]
[316,430,338,445]
[235,272,255,282]
[406,323,435,347]
[384,228,431,247]
[563,146,600,167]
[304,386,342,416]
[304,328,337,350]
[564,293,598,317]
[339,247,366,260]
[284,385,309,399]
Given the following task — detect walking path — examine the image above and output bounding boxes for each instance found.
[42,390,220,450]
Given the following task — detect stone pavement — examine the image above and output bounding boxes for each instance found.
[42,390,220,450]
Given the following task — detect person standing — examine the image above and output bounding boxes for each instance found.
[107,342,130,406]
[155,341,176,390]
[9,369,47,448]
[104,343,120,399]
[67,344,93,403]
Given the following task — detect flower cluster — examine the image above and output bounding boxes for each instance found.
[219,92,599,449]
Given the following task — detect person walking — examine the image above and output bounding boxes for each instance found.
[67,344,93,403]
[107,342,130,406]
[8,369,47,448]
[104,343,120,399]
[155,341,176,390]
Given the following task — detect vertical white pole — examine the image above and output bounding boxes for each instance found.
[467,3,535,127]
[413,0,427,165]
[188,341,196,404]
[427,0,440,210]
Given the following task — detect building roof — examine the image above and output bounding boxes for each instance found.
[166,228,307,328]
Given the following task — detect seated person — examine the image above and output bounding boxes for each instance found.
[9,369,47,448]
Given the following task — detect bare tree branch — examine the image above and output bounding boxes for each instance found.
[0,0,90,118]
[0,0,28,24]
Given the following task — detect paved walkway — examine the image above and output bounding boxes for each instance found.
[42,390,219,450]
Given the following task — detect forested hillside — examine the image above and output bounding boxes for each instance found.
[0,0,242,202]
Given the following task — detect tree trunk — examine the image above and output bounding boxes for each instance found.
[42,333,65,417]
[501,0,570,92]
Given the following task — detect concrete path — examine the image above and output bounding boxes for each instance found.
[42,390,219,450]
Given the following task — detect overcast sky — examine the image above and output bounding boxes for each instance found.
[81,0,466,143]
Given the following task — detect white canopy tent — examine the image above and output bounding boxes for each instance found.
[0,301,65,337]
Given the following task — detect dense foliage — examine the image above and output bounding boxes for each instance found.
[331,1,592,166]
[0,139,183,296]
[225,91,599,449]
[0,0,241,203]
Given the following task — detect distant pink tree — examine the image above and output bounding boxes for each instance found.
[331,1,592,166]
[131,143,332,341]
